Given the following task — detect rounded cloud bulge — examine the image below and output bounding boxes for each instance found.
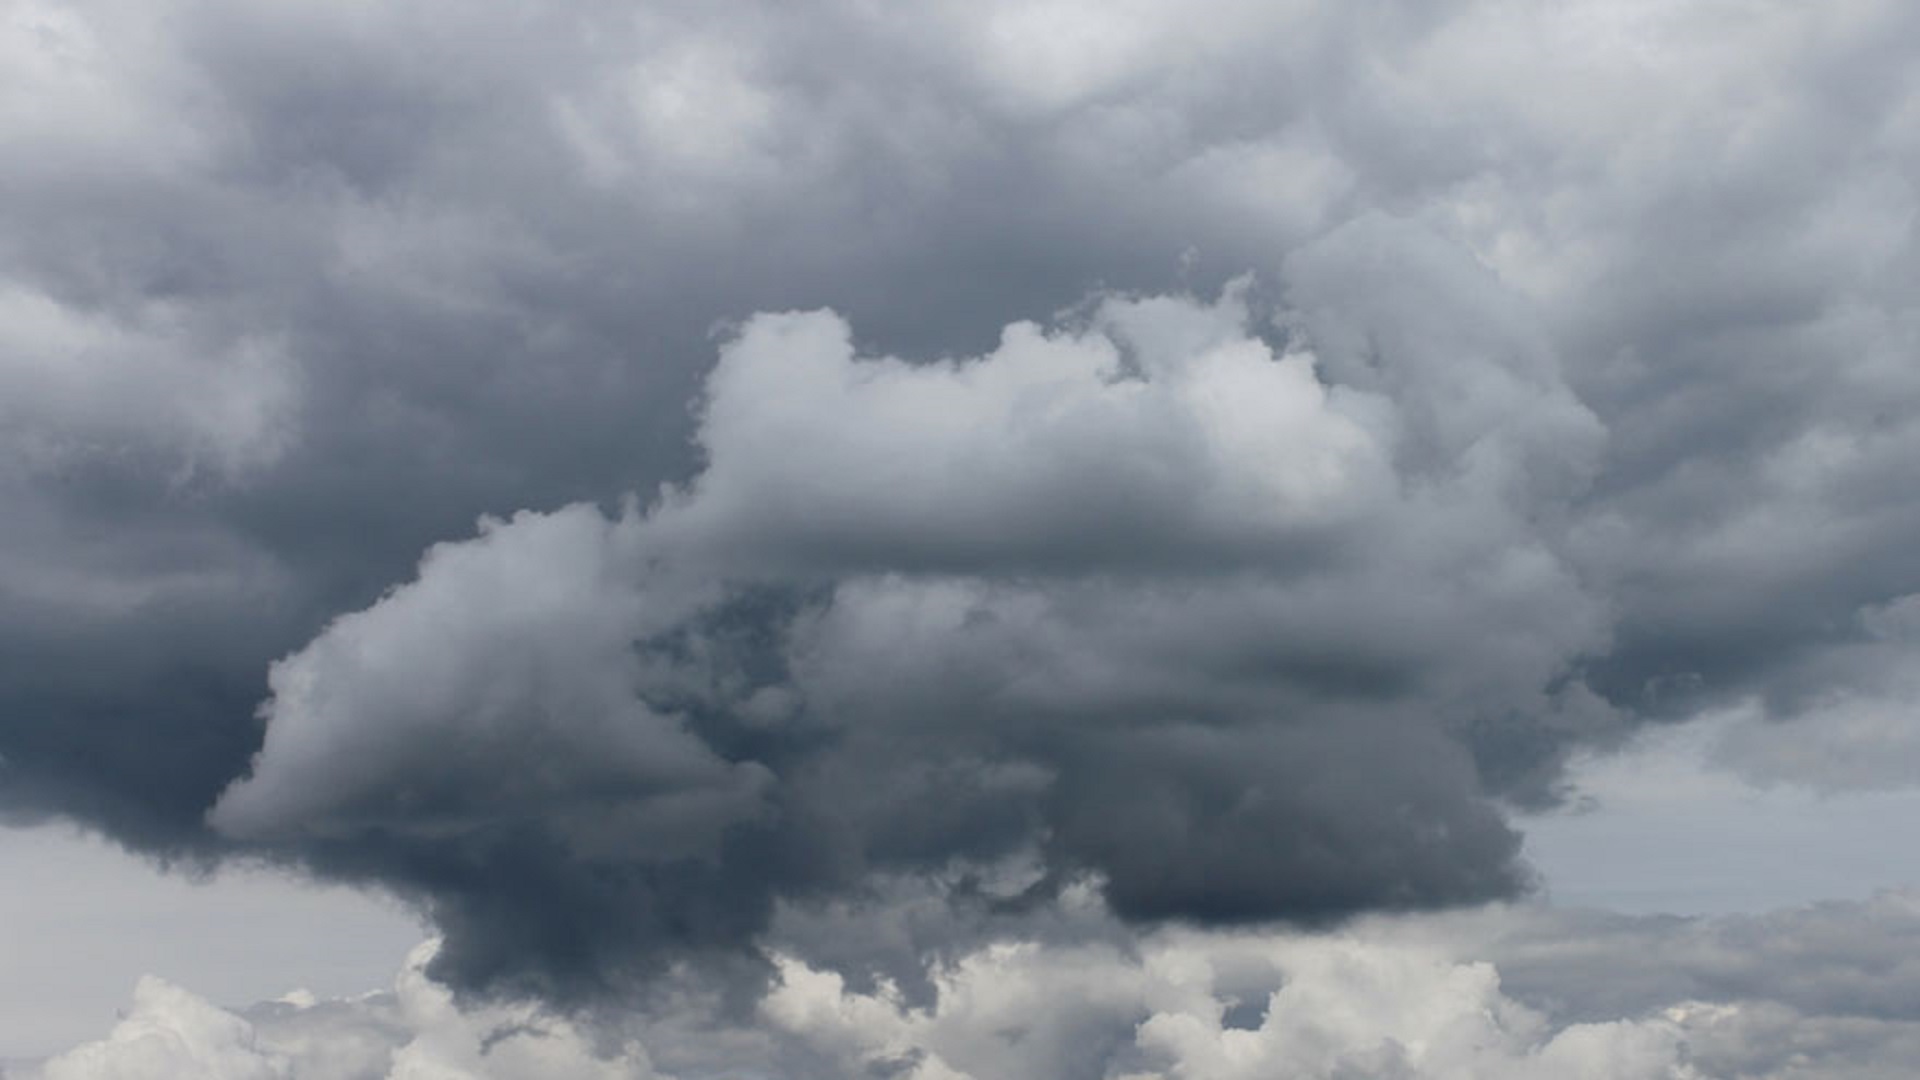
[209,231,1611,995]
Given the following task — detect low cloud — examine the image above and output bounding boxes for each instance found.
[30,893,1920,1079]
[31,943,658,1080]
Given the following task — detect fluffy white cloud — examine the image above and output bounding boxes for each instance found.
[763,927,1699,1080]
[37,977,289,1080]
[45,892,1920,1080]
[763,893,1920,1080]
[28,943,657,1080]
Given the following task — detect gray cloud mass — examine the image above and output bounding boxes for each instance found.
[5,0,1920,1018]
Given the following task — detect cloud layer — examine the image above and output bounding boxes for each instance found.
[30,893,1920,1079]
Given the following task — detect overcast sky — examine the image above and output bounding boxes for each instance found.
[6,0,1920,1076]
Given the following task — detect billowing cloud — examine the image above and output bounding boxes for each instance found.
[754,889,1920,1079]
[30,893,1920,1079]
[201,260,1611,992]
[4,0,1920,1033]
[36,977,290,1080]
[30,942,658,1080]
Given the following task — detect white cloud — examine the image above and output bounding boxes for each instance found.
[28,942,657,1080]
[654,282,1393,569]
[763,929,1700,1080]
[33,892,1920,1079]
[38,977,289,1080]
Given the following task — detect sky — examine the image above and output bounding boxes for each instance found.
[4,0,1920,1076]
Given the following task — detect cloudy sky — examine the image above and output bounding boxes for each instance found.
[5,0,1920,1076]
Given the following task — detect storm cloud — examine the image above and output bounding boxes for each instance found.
[193,265,1616,992]
[6,0,1920,1014]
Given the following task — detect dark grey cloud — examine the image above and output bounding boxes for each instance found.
[0,0,1335,851]
[5,0,1920,1018]
[198,274,1593,995]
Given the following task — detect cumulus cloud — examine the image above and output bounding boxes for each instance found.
[29,943,657,1080]
[201,259,1613,992]
[762,930,1698,1080]
[4,0,1920,1034]
[655,282,1393,568]
[32,892,1920,1079]
[37,977,289,1080]
[757,891,1920,1079]
[206,505,768,859]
